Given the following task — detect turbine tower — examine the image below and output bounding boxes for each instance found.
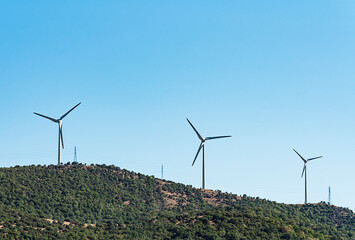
[187,118,231,189]
[34,102,81,165]
[293,149,322,204]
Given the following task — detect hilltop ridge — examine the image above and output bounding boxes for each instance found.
[0,164,353,239]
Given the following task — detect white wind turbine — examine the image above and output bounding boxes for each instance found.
[293,149,322,204]
[187,118,231,189]
[34,102,81,165]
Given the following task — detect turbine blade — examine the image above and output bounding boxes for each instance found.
[293,149,307,163]
[205,135,232,140]
[307,156,322,161]
[33,112,58,123]
[60,125,64,149]
[192,143,203,166]
[59,102,81,120]
[301,165,306,177]
[186,118,203,141]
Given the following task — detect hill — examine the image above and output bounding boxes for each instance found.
[0,164,353,239]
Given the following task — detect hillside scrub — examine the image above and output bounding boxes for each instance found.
[0,164,353,239]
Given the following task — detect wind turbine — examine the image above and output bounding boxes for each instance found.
[34,102,81,165]
[293,149,322,204]
[186,118,231,189]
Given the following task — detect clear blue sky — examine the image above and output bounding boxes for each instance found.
[1,1,354,211]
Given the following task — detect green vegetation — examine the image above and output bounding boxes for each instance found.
[0,164,353,239]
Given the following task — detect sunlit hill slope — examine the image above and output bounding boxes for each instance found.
[0,164,353,239]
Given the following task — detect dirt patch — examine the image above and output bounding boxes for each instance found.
[156,179,168,186]
[45,219,55,224]
[200,189,242,206]
[34,227,46,231]
[83,223,96,228]
[161,189,188,208]
[201,189,220,206]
